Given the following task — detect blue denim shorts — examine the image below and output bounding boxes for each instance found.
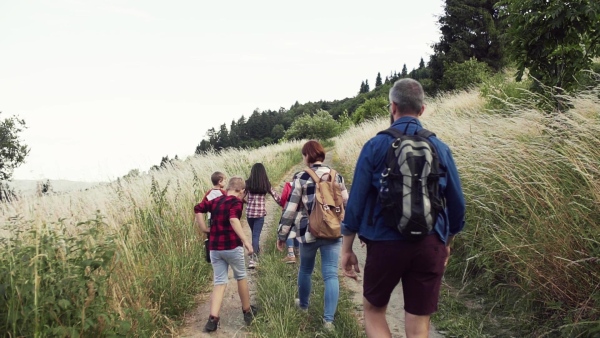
[210,246,247,285]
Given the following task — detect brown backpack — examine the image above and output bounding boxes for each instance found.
[305,168,345,239]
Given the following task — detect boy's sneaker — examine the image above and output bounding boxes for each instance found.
[204,315,219,332]
[248,259,257,269]
[243,305,258,325]
[294,298,308,312]
[282,255,296,264]
[323,320,334,331]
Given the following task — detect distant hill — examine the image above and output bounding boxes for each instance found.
[7,179,102,196]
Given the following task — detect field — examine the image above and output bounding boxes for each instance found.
[2,80,600,337]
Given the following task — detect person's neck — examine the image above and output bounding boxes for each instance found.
[310,161,323,166]
[213,186,222,190]
[393,113,420,122]
[226,190,241,198]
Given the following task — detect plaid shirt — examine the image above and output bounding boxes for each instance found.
[277,165,348,243]
[245,187,281,218]
[194,195,243,251]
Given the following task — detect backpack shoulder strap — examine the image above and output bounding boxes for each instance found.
[304,168,321,183]
[377,127,404,139]
[417,128,436,139]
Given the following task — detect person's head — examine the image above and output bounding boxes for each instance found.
[226,176,245,198]
[302,140,325,165]
[211,171,226,188]
[388,78,425,121]
[246,163,271,194]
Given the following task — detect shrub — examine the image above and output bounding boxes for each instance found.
[283,110,341,141]
[480,69,533,112]
[442,58,491,91]
[351,96,388,124]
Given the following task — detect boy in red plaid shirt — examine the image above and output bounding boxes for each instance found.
[194,176,257,332]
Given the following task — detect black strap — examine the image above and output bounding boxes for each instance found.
[377,126,436,139]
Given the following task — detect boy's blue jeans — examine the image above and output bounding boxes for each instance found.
[297,238,342,323]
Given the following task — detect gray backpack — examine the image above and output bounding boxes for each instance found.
[377,127,445,241]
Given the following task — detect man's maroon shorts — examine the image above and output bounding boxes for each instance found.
[363,234,448,316]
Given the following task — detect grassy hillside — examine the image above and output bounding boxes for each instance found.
[334,82,600,336]
[0,142,303,336]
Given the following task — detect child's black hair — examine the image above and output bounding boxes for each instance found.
[246,163,271,194]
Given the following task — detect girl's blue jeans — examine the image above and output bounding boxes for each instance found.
[297,238,342,323]
[246,217,264,255]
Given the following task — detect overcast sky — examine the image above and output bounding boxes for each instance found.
[1,0,443,182]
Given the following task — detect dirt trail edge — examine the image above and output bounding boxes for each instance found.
[177,163,303,338]
[328,151,444,338]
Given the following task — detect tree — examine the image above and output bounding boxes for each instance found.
[430,0,505,85]
[271,124,285,141]
[498,0,600,92]
[401,64,408,77]
[419,57,425,69]
[0,113,29,181]
[364,80,370,92]
[359,81,366,94]
[375,72,383,87]
[283,111,341,141]
[352,97,389,124]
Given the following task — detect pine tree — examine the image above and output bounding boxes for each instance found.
[364,80,370,92]
[375,72,383,87]
[401,64,408,78]
[419,58,425,69]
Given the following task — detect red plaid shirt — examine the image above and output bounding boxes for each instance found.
[245,188,281,218]
[194,195,243,251]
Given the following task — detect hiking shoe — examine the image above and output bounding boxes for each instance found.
[204,315,219,332]
[293,248,300,257]
[295,298,308,312]
[248,259,257,269]
[282,255,296,264]
[243,305,258,325]
[323,320,334,331]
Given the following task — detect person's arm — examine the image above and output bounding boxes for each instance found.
[194,200,211,236]
[277,176,303,243]
[195,213,210,234]
[342,140,373,237]
[443,147,466,237]
[230,217,253,254]
[270,187,281,204]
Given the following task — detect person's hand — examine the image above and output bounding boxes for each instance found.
[341,250,360,280]
[244,242,254,255]
[444,246,451,267]
[276,239,285,252]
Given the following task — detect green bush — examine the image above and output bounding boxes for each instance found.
[442,58,491,91]
[0,216,132,337]
[283,110,341,141]
[351,96,388,124]
[480,70,533,112]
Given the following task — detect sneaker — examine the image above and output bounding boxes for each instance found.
[282,255,296,264]
[243,305,258,325]
[204,315,219,332]
[323,320,334,331]
[294,298,308,312]
[248,259,257,269]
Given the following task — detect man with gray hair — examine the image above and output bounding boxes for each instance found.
[341,78,466,337]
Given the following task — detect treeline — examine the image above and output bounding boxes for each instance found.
[154,0,599,165]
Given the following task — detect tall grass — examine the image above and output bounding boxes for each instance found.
[0,142,303,336]
[334,84,600,336]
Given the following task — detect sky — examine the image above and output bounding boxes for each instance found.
[1,0,444,182]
